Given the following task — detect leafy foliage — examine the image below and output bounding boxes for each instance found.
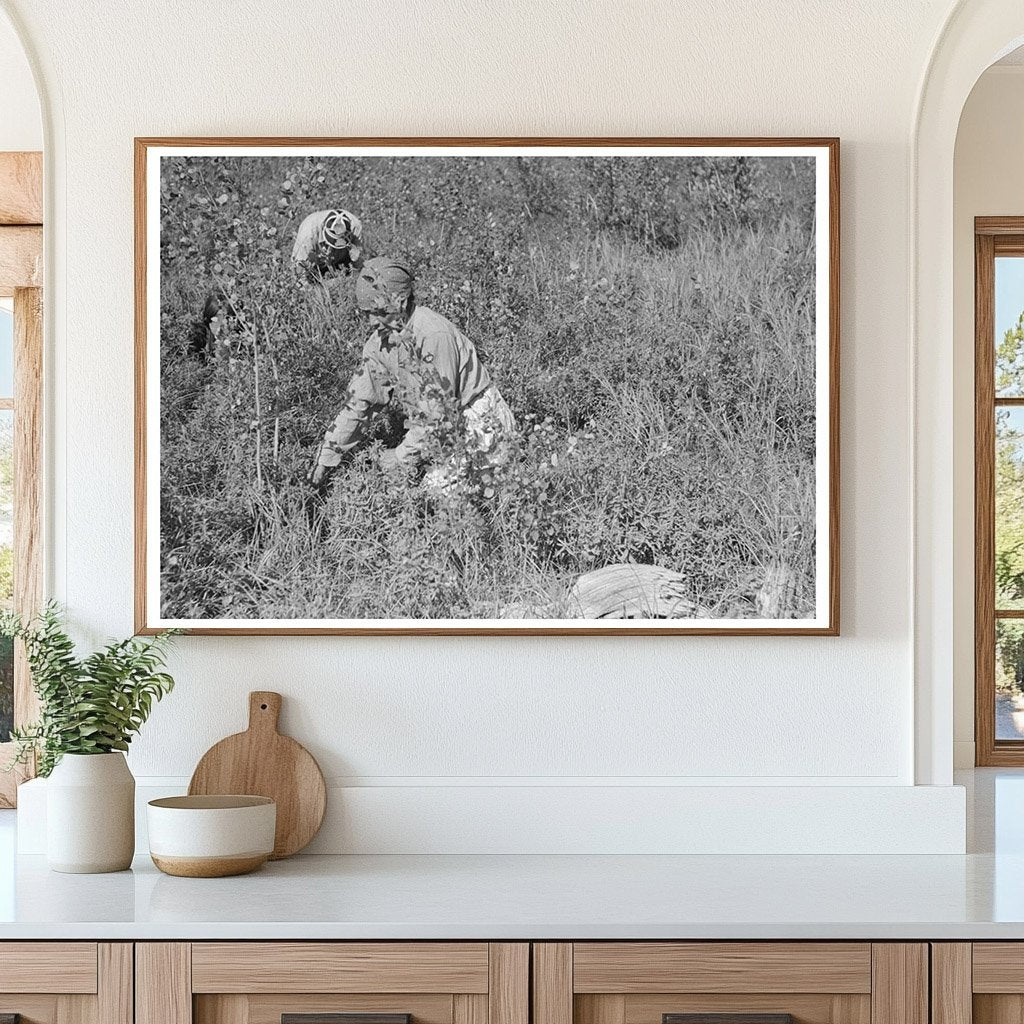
[160,155,818,619]
[997,310,1024,396]
[994,314,1024,693]
[0,634,11,743]
[1,604,178,776]
[0,413,12,740]
[997,409,1024,609]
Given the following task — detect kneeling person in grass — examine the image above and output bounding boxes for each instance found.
[291,208,364,282]
[309,257,515,489]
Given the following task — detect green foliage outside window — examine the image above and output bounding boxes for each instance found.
[996,311,1024,693]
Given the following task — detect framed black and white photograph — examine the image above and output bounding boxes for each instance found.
[135,137,839,635]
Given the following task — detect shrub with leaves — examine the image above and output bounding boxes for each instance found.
[159,154,819,620]
[1,604,178,777]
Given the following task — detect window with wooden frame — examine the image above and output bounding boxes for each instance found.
[0,151,43,806]
[974,217,1024,764]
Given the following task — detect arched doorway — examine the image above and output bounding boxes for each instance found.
[913,1,1024,785]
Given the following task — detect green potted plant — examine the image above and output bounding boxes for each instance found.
[2,604,177,873]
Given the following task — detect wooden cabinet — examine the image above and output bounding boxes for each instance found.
[932,943,1024,1024]
[532,944,928,1024]
[0,943,132,1024]
[136,944,528,1024]
[0,938,962,1024]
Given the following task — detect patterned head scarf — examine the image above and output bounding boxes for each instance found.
[355,257,415,313]
[321,209,362,257]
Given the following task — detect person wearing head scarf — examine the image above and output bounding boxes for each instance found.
[309,256,516,488]
[188,210,364,364]
[291,208,364,281]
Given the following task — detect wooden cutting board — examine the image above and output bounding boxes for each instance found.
[188,691,326,859]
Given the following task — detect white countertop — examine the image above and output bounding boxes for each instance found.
[0,849,1021,940]
[1,769,1022,941]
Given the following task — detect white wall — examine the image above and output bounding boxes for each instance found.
[2,0,973,851]
[0,9,39,151]
[952,66,1024,767]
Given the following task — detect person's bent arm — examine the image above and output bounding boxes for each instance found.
[388,423,432,467]
[314,359,389,471]
[318,397,376,466]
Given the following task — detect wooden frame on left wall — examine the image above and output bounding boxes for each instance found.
[0,151,44,807]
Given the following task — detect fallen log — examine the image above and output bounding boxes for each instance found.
[566,563,704,619]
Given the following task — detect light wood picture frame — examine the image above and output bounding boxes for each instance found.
[135,137,839,636]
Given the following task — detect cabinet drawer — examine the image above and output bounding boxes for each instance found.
[935,942,1024,1024]
[0,942,99,994]
[572,944,872,994]
[139,943,528,1024]
[191,944,491,994]
[973,944,1024,992]
[0,943,130,1024]
[534,943,926,1024]
[570,943,872,1024]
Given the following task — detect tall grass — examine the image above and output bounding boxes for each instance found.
[158,155,818,620]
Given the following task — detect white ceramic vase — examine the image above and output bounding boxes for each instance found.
[46,752,135,873]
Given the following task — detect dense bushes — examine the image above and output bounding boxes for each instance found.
[158,154,817,620]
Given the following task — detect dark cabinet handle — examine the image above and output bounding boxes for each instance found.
[283,1016,411,1024]
[664,1016,794,1024]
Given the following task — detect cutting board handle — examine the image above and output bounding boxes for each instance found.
[248,691,282,734]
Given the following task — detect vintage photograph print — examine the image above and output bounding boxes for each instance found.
[136,139,838,635]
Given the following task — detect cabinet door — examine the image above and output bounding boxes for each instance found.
[941,943,1024,1024]
[533,944,927,1024]
[0,943,131,1024]
[137,943,528,1024]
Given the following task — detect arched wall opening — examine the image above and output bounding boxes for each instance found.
[952,49,1024,768]
[914,1,1024,785]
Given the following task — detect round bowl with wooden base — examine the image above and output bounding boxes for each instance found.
[147,795,276,878]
